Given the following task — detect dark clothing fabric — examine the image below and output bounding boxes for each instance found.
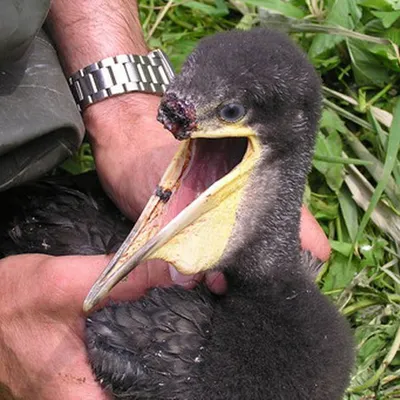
[0,0,50,65]
[0,1,85,190]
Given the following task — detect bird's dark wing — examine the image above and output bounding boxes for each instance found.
[0,172,132,257]
[86,284,215,400]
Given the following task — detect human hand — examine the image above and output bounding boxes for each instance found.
[84,93,178,220]
[0,253,175,400]
[47,0,178,221]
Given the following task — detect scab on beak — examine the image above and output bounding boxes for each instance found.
[157,93,197,140]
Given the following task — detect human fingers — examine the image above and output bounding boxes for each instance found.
[300,205,331,262]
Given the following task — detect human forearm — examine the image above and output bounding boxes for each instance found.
[45,0,178,220]
[46,0,163,161]
[47,0,148,76]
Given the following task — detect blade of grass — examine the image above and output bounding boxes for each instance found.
[323,98,375,131]
[323,86,394,128]
[229,0,250,15]
[343,132,400,208]
[371,107,393,129]
[314,154,372,165]
[323,86,358,106]
[370,108,389,151]
[344,163,400,242]
[257,11,399,51]
[338,187,359,242]
[289,22,394,45]
[352,100,400,247]
[380,259,400,286]
[342,298,383,316]
[146,0,174,40]
[365,83,393,109]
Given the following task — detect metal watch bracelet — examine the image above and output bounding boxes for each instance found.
[68,49,175,112]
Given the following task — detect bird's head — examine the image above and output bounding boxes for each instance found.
[159,28,320,151]
[83,28,321,312]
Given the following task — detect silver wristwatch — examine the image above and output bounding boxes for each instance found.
[68,49,175,112]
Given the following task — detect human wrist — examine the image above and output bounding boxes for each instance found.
[46,0,148,76]
[84,92,162,145]
[46,0,159,143]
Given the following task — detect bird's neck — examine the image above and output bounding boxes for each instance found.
[222,147,311,290]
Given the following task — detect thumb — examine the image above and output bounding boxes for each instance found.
[48,255,171,312]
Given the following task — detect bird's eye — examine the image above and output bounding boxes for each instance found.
[218,103,246,123]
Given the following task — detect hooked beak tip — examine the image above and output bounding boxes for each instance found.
[157,115,193,140]
[157,95,197,140]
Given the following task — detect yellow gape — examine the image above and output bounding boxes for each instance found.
[83,125,262,312]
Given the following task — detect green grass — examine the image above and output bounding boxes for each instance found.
[65,1,400,398]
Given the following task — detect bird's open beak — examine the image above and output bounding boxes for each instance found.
[83,125,262,312]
